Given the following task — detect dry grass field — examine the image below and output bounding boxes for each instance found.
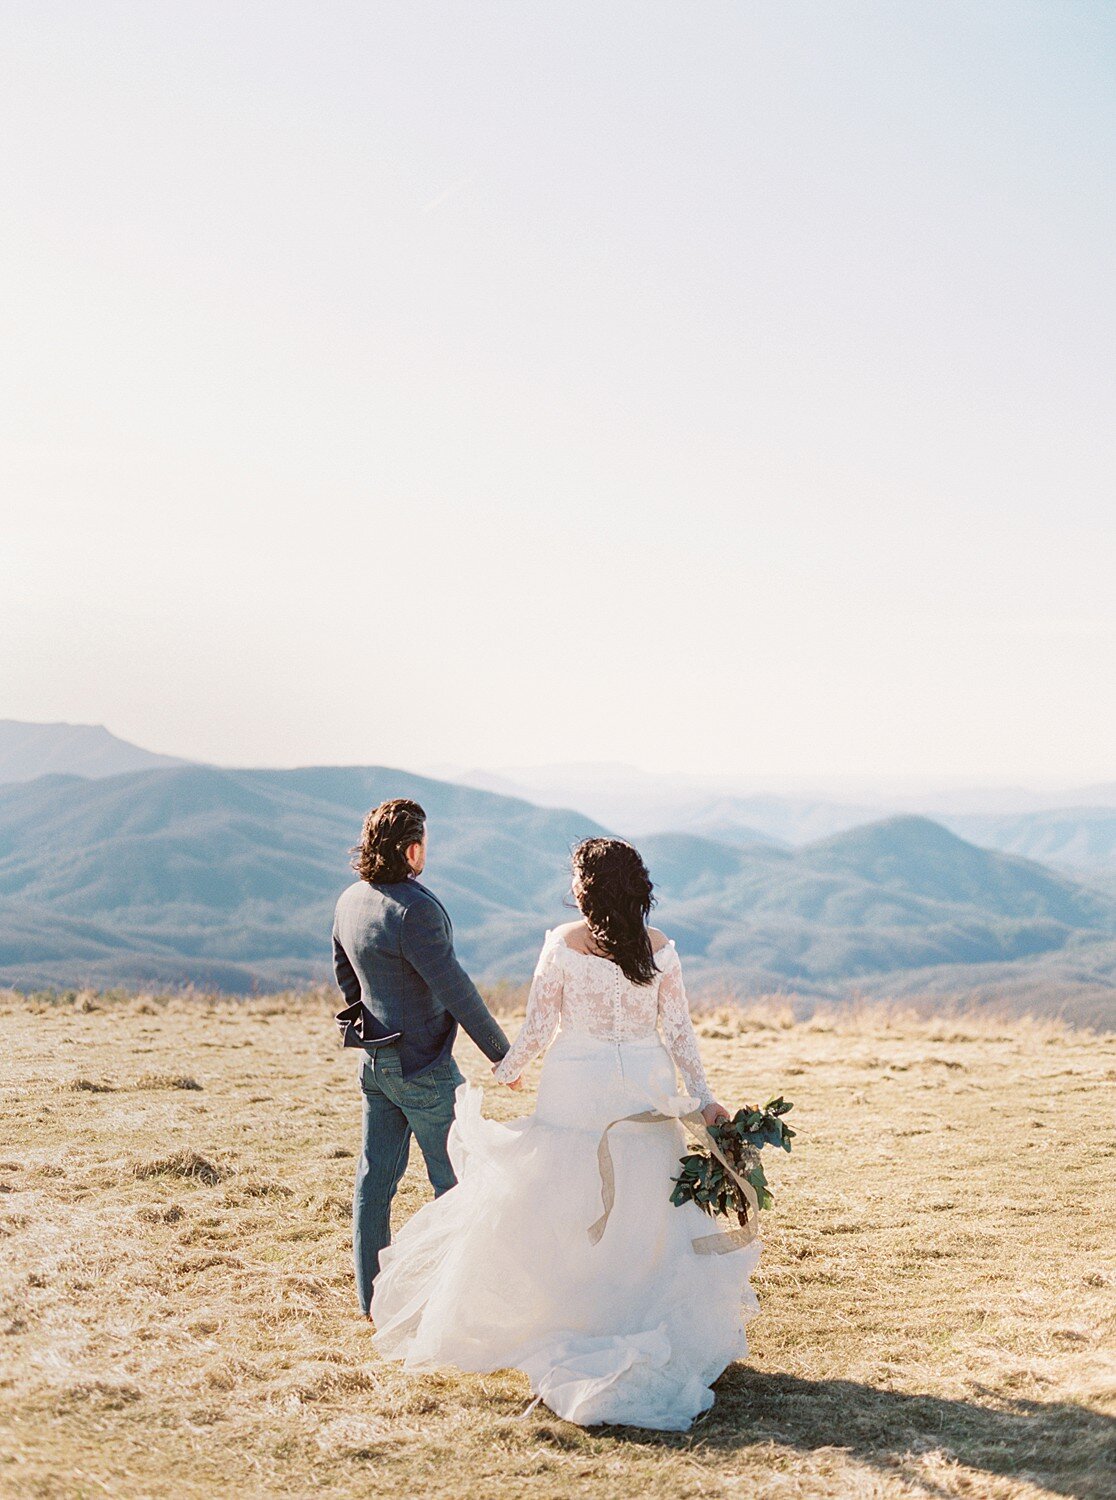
[1,986,1113,1500]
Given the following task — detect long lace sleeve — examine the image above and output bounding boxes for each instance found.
[492,930,564,1082]
[655,943,714,1110]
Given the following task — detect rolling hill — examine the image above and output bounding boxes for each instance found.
[449,761,1116,874]
[636,819,1116,1024]
[0,765,607,991]
[449,763,870,847]
[940,806,1116,876]
[2,766,1116,1023]
[0,721,189,783]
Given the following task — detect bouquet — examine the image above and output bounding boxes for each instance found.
[670,1097,795,1226]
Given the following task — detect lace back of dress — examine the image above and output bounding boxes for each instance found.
[492,928,712,1107]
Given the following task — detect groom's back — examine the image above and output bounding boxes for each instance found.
[334,877,413,1020]
[333,877,456,1074]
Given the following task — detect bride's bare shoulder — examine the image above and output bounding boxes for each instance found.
[554,920,672,957]
[553,919,592,952]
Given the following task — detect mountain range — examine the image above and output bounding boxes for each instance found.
[1,747,1114,1026]
[4,721,1114,876]
[0,764,604,993]
[439,761,1116,881]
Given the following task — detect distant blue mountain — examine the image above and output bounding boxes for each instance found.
[939,807,1116,876]
[0,767,1114,1024]
[0,764,606,990]
[0,720,188,783]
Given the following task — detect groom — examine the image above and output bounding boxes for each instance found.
[332,797,513,1318]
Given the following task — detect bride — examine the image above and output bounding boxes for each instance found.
[368,836,762,1431]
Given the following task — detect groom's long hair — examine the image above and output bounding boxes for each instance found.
[352,798,426,884]
[571,838,658,986]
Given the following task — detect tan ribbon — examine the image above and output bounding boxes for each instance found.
[587,1108,760,1255]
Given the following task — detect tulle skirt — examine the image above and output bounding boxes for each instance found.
[369,1028,762,1431]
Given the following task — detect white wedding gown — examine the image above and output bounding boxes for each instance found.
[369,927,762,1431]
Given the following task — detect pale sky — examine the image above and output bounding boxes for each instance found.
[2,1,1114,783]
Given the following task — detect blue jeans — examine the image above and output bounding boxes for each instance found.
[353,1049,465,1315]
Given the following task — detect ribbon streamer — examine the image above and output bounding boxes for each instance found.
[587,1108,760,1255]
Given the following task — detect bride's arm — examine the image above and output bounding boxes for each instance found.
[492,934,564,1084]
[656,944,726,1122]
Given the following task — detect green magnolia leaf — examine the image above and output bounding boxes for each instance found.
[669,1092,795,1220]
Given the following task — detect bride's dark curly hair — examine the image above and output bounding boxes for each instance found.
[570,837,658,986]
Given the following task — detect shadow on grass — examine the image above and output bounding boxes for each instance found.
[607,1367,1115,1499]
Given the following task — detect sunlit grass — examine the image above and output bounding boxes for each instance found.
[1,985,1113,1498]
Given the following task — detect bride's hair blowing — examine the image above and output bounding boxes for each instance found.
[570,837,658,986]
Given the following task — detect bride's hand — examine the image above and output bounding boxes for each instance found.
[702,1100,730,1127]
[492,1063,523,1090]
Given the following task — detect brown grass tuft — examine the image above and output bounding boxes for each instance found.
[132,1150,224,1185]
[236,1176,293,1199]
[133,1072,203,1091]
[53,1379,143,1411]
[135,1202,185,1224]
[305,1192,354,1222]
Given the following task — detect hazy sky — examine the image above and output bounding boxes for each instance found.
[3,2,1114,784]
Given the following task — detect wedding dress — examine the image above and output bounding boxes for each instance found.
[369,927,761,1431]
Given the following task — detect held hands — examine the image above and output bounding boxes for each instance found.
[492,1063,523,1090]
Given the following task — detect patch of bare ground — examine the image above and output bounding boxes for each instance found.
[0,985,1112,1498]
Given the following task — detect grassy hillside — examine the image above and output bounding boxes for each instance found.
[1,988,1112,1498]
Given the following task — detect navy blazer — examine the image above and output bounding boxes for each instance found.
[332,875,510,1078]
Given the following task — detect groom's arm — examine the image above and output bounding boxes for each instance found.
[400,897,510,1064]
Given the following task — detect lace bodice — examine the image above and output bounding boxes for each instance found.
[492,928,714,1109]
